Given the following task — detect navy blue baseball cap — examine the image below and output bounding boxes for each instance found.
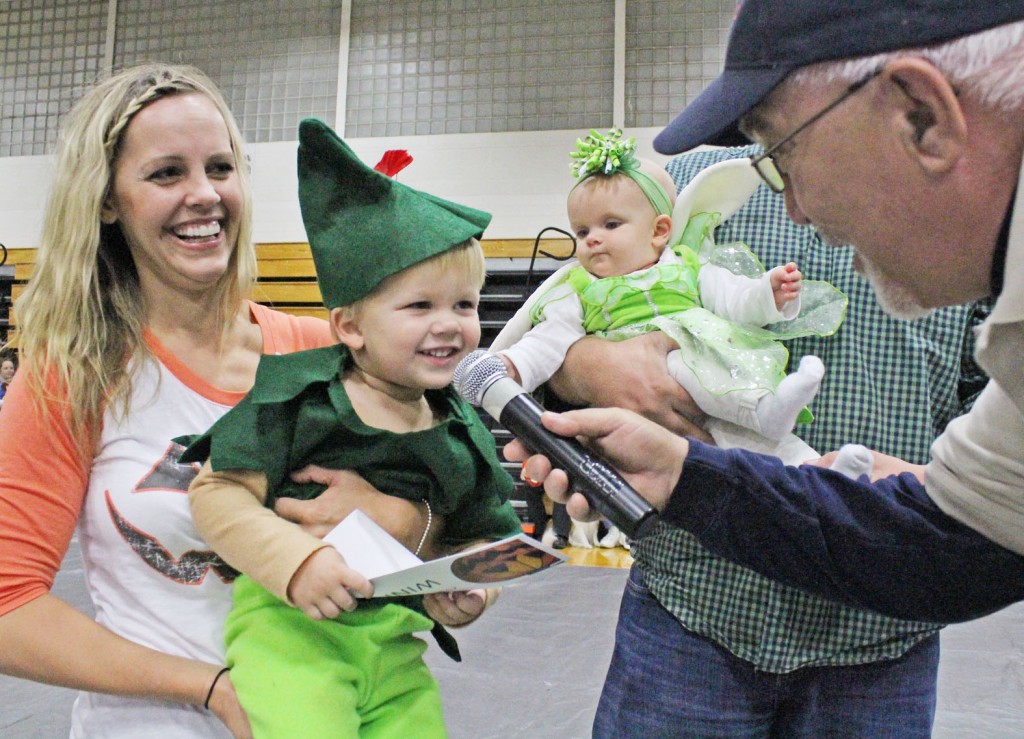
[654,0,1024,154]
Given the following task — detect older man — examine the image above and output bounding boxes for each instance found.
[512,0,1024,625]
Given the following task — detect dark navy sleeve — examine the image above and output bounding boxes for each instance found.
[660,439,1024,623]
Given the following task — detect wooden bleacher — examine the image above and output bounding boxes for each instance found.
[3,238,573,342]
[2,248,33,342]
[250,239,574,345]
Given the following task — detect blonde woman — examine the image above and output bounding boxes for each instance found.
[0,64,430,738]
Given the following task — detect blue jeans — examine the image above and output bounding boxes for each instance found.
[593,567,938,738]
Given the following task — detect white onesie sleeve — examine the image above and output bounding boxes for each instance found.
[698,264,798,326]
[497,285,587,392]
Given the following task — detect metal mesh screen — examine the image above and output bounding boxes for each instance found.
[626,0,733,129]
[345,0,615,137]
[114,0,341,143]
[2,0,735,155]
[0,0,108,156]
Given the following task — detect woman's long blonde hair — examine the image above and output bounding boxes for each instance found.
[16,63,257,458]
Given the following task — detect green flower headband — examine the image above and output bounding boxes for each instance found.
[569,127,672,217]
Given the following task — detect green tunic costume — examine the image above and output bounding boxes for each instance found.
[184,343,520,545]
[182,344,521,738]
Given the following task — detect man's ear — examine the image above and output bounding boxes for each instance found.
[652,214,673,247]
[884,58,966,175]
[330,306,364,350]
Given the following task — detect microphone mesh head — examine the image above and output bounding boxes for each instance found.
[453,349,508,405]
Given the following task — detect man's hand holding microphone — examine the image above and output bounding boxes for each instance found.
[454,350,687,537]
[504,405,688,523]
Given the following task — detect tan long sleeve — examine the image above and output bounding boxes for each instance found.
[189,462,328,604]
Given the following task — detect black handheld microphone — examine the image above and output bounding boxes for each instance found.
[454,350,661,540]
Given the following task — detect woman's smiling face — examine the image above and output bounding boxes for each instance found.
[101,93,243,300]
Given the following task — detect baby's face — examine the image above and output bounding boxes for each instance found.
[568,175,665,279]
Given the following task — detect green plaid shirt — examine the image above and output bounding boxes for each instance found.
[632,146,990,673]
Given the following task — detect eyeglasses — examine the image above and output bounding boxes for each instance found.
[749,66,884,193]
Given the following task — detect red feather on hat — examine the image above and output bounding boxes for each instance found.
[373,149,413,178]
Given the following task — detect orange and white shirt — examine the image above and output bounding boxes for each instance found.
[0,302,332,737]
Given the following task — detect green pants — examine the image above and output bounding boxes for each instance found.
[226,576,447,738]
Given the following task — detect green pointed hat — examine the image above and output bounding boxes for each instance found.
[297,118,492,308]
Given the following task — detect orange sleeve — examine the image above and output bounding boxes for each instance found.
[0,370,91,616]
[0,306,329,617]
[248,301,335,354]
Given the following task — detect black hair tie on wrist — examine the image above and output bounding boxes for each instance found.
[204,667,231,710]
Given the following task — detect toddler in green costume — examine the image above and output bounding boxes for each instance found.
[493,129,847,444]
[182,119,522,738]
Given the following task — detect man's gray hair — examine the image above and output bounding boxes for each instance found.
[791,19,1024,112]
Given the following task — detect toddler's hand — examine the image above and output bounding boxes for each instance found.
[423,588,498,628]
[287,547,373,620]
[770,262,802,311]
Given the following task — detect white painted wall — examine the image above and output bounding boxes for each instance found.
[0,128,672,249]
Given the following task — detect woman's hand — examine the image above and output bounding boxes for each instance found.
[273,467,379,538]
[275,466,441,555]
[207,670,253,739]
[549,332,712,440]
[504,407,689,521]
[423,588,497,628]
